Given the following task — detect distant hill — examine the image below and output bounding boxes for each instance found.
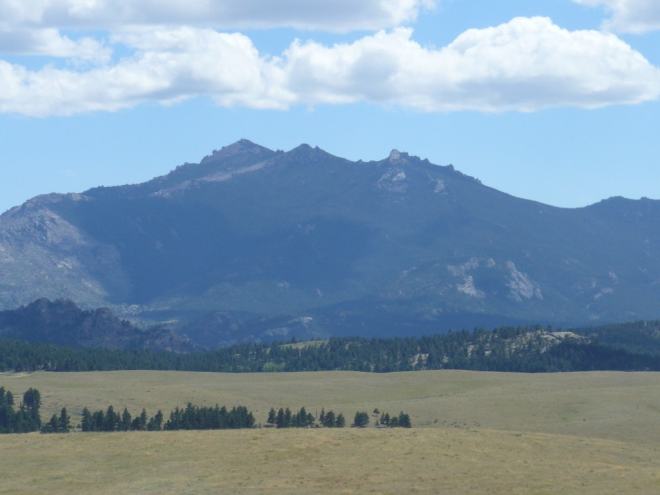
[0,299,191,352]
[2,323,660,373]
[2,140,660,345]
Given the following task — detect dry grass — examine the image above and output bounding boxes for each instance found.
[2,370,660,494]
[2,428,660,495]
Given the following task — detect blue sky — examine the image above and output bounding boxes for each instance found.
[0,0,659,212]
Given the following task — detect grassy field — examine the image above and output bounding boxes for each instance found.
[2,370,660,494]
[3,370,660,443]
[2,428,660,495]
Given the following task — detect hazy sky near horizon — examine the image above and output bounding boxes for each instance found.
[0,0,659,212]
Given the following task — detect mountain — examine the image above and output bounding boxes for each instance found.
[1,139,660,346]
[0,299,191,352]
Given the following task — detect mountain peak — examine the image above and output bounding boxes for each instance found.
[285,143,339,163]
[201,139,273,164]
[388,149,404,162]
[386,149,429,167]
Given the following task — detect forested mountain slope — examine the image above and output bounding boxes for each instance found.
[2,140,659,343]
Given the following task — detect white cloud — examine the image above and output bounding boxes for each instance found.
[0,17,658,116]
[0,27,110,62]
[280,17,660,111]
[0,0,434,32]
[574,0,660,33]
[0,28,289,116]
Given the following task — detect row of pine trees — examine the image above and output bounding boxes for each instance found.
[1,387,412,433]
[265,407,411,428]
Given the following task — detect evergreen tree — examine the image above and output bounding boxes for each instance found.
[398,412,412,428]
[324,411,336,428]
[335,413,346,428]
[353,411,369,428]
[22,388,41,430]
[138,409,148,431]
[92,410,105,431]
[0,387,15,433]
[152,410,164,431]
[42,414,59,433]
[58,408,70,433]
[276,408,285,428]
[81,408,92,432]
[120,408,132,431]
[104,406,117,431]
[267,408,276,425]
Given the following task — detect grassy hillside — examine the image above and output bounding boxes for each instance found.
[3,370,660,494]
[2,428,659,495]
[3,370,660,445]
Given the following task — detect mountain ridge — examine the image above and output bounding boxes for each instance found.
[1,140,659,347]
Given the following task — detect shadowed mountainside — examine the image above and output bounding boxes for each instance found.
[1,140,660,345]
[0,299,191,352]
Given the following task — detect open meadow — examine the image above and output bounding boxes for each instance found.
[2,370,660,494]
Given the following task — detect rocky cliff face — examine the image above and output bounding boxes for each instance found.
[1,140,660,346]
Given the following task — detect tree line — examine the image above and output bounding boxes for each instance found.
[0,387,413,434]
[3,325,659,374]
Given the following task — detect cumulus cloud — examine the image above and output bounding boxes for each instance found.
[0,27,110,62]
[0,28,290,116]
[574,0,660,33]
[0,0,434,32]
[280,17,660,111]
[0,17,658,116]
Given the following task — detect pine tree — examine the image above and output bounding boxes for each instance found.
[0,387,15,433]
[139,409,148,431]
[58,408,70,433]
[324,411,336,428]
[120,408,132,431]
[335,413,346,428]
[104,406,117,432]
[42,414,58,433]
[81,408,92,432]
[92,410,105,431]
[353,411,369,428]
[276,408,285,428]
[22,388,41,430]
[154,410,164,430]
[267,408,276,425]
[398,412,411,428]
